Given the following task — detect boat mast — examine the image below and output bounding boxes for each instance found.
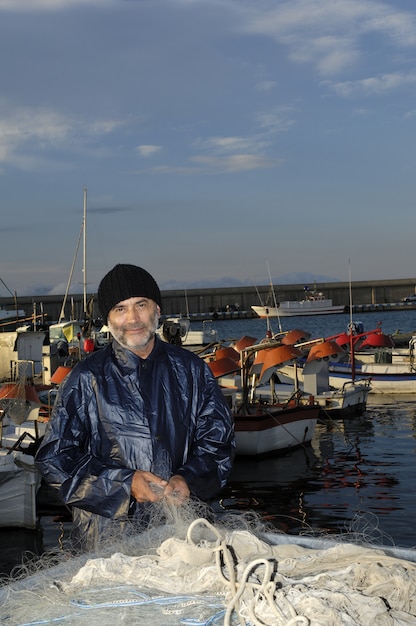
[266,260,282,333]
[348,259,356,381]
[184,289,190,318]
[58,224,83,323]
[82,188,87,317]
[58,188,88,323]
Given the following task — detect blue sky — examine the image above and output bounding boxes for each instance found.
[1,0,416,297]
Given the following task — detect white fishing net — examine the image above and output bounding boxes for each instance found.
[1,509,416,626]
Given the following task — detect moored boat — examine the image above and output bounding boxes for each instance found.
[328,361,416,394]
[252,285,345,318]
[265,337,371,417]
[232,402,319,456]
[278,325,416,394]
[0,378,58,530]
[206,339,319,456]
[209,332,370,422]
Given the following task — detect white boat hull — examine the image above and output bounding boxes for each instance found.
[252,302,345,318]
[329,362,416,394]
[279,362,416,394]
[234,405,318,456]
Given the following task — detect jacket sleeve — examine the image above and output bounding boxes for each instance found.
[174,363,236,500]
[35,369,133,519]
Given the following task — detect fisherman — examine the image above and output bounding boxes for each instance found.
[35,263,235,548]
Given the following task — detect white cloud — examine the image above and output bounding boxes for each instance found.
[191,154,280,172]
[136,145,162,158]
[255,108,296,134]
[236,0,416,75]
[140,152,281,174]
[0,0,112,10]
[328,71,416,97]
[193,107,295,168]
[198,136,266,154]
[0,102,123,169]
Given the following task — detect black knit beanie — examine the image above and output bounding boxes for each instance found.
[98,264,162,322]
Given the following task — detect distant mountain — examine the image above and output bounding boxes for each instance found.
[273,272,342,285]
[12,272,341,298]
[160,276,247,290]
[160,272,341,290]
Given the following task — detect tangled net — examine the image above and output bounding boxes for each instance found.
[1,500,416,625]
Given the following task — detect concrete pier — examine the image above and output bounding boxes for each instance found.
[1,277,416,324]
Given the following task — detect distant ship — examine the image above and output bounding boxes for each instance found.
[252,286,345,318]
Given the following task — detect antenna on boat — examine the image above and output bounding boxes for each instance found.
[266,260,282,333]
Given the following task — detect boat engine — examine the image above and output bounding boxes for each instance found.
[162,319,183,345]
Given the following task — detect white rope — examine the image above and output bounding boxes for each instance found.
[187,518,310,625]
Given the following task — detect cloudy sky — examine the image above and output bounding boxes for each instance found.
[1,0,416,297]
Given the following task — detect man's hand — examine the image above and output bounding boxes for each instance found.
[164,474,190,504]
[131,471,190,504]
[131,470,168,503]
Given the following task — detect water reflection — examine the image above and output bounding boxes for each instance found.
[217,396,416,547]
[217,446,319,532]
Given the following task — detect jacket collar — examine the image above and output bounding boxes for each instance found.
[111,334,165,373]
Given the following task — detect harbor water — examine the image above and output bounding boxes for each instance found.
[1,309,416,577]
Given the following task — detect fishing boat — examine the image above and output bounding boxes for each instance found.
[278,325,416,394]
[0,380,53,529]
[327,363,416,394]
[327,325,416,394]
[232,402,319,456]
[206,339,319,457]
[209,325,370,419]
[263,338,371,417]
[252,285,345,318]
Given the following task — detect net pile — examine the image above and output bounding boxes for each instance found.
[1,515,416,625]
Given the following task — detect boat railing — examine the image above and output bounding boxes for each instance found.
[10,359,36,381]
[340,378,372,392]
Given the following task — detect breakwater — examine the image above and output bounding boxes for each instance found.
[1,277,416,324]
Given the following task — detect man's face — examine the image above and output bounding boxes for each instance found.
[107,296,160,357]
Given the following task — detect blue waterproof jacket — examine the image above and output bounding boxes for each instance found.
[35,337,235,541]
